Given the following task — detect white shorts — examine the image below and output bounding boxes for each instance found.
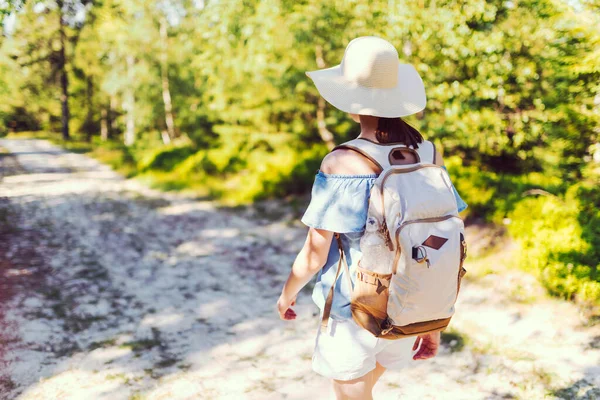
[312,315,417,381]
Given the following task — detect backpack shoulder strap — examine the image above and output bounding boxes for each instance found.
[333,138,437,169]
[320,233,352,333]
[415,140,436,164]
[332,138,392,171]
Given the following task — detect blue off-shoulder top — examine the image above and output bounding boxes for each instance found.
[301,167,468,321]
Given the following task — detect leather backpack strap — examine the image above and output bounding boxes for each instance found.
[415,140,436,164]
[332,138,392,171]
[320,233,353,333]
[334,138,436,169]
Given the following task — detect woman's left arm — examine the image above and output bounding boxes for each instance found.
[277,227,333,320]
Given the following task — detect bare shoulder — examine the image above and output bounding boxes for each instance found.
[320,148,380,175]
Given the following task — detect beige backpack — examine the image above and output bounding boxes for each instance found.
[321,138,467,339]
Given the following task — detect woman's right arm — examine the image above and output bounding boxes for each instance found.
[277,149,377,320]
[277,227,333,320]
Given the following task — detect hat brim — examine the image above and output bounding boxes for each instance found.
[305,64,426,118]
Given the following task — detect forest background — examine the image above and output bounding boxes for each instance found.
[0,0,599,307]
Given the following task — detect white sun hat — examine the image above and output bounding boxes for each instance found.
[306,36,426,118]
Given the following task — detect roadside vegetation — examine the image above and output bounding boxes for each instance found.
[1,0,598,307]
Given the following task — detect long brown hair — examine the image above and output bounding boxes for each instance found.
[375,117,423,148]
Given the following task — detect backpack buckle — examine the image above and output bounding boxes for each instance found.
[380,317,394,335]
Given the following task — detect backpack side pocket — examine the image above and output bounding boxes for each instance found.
[351,263,392,336]
[456,232,467,299]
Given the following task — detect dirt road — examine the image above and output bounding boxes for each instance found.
[0,139,598,400]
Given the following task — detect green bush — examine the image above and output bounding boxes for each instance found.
[131,140,327,203]
[445,156,563,223]
[88,141,137,177]
[507,181,600,304]
[137,145,197,172]
[213,144,328,204]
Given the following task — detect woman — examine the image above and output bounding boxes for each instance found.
[277,36,468,400]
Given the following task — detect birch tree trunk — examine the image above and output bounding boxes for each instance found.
[315,45,334,150]
[124,55,136,146]
[160,17,176,143]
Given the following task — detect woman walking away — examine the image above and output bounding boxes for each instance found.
[277,36,468,400]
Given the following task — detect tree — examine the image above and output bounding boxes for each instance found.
[5,0,93,139]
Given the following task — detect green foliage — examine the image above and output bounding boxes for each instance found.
[1,0,599,304]
[142,142,328,204]
[137,145,196,172]
[89,141,137,177]
[2,0,598,176]
[215,144,328,204]
[445,155,564,223]
[508,180,600,304]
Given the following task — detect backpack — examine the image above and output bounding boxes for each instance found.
[320,138,467,339]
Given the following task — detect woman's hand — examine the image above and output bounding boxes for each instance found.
[412,331,441,360]
[277,293,297,320]
[276,227,332,321]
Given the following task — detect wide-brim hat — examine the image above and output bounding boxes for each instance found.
[306,36,426,118]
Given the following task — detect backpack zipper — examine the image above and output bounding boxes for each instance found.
[392,214,461,274]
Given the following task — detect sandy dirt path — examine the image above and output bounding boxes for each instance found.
[0,138,598,400]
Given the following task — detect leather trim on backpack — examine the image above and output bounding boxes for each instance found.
[332,144,384,172]
[421,235,448,250]
[387,147,421,165]
[385,316,452,338]
[350,301,452,339]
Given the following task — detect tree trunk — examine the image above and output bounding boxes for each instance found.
[85,75,94,142]
[124,55,135,146]
[102,97,117,141]
[58,3,70,141]
[315,45,335,150]
[109,96,117,139]
[159,17,176,142]
[100,107,108,142]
